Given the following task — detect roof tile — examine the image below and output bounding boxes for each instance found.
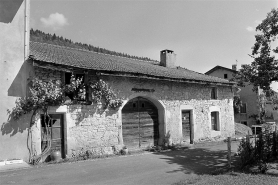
[30,41,233,85]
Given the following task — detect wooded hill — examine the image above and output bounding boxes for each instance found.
[30,29,158,63]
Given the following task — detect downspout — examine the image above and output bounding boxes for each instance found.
[24,0,29,61]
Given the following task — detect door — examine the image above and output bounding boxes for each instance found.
[41,114,65,162]
[122,97,159,149]
[182,111,192,143]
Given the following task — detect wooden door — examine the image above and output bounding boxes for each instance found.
[41,114,64,162]
[122,97,159,149]
[182,111,191,143]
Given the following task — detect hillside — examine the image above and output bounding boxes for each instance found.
[30,29,159,63]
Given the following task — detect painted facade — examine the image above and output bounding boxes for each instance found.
[0,0,31,161]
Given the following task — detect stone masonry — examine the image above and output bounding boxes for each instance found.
[34,67,235,158]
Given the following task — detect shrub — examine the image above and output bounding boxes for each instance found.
[238,128,278,173]
[238,136,255,168]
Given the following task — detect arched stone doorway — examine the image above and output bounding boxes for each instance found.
[122,97,160,149]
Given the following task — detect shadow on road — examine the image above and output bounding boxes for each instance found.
[152,147,241,175]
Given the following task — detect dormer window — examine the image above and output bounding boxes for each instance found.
[224,74,228,79]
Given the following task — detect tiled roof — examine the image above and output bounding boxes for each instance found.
[29,41,233,85]
[205,65,237,75]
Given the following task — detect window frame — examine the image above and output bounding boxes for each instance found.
[209,106,221,134]
[211,87,218,100]
[64,72,87,101]
[240,121,248,126]
[240,103,247,114]
[211,111,220,131]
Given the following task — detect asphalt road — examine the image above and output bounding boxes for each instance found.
[0,142,240,185]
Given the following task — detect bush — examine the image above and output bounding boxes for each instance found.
[238,136,255,168]
[238,128,278,173]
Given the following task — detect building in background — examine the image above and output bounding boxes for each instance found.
[205,65,278,127]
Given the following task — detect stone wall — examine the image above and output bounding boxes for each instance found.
[33,67,235,158]
[104,76,235,143]
[34,67,62,82]
[66,105,120,157]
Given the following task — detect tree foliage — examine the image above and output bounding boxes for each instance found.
[232,8,278,120]
[234,8,278,94]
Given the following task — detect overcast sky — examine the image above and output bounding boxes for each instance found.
[30,0,277,74]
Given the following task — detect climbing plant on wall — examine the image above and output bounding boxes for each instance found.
[8,76,123,164]
[90,79,123,109]
[8,76,83,164]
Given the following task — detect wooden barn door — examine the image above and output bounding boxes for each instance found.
[122,97,159,149]
[41,114,65,162]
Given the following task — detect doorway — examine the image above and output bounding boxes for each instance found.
[41,114,65,162]
[181,110,193,144]
[122,97,159,149]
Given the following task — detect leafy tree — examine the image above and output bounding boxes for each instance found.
[233,8,278,122]
[234,8,278,92]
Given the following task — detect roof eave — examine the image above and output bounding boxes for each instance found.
[31,59,234,86]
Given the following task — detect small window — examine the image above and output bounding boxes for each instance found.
[224,74,228,79]
[241,121,247,126]
[211,87,217,99]
[65,72,72,85]
[211,111,219,131]
[133,102,137,108]
[240,103,247,114]
[141,103,145,108]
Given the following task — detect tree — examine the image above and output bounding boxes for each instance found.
[233,8,278,122]
[234,8,278,92]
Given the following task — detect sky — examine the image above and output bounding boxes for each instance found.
[30,0,278,74]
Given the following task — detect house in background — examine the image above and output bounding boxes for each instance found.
[0,0,235,162]
[205,65,278,127]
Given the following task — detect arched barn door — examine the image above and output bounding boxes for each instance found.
[122,97,159,149]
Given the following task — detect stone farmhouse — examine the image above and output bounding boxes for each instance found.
[205,65,278,127]
[0,0,235,162]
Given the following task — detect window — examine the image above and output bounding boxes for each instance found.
[240,103,247,114]
[211,87,217,99]
[224,74,228,79]
[211,111,219,130]
[64,72,86,101]
[241,121,247,126]
[141,103,145,108]
[132,102,137,108]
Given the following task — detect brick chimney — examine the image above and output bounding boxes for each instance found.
[160,49,176,68]
[232,64,237,71]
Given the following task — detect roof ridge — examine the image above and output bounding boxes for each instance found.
[30,41,159,65]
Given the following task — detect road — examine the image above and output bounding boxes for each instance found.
[0,142,240,185]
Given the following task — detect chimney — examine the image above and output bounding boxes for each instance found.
[232,64,237,71]
[160,49,176,68]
